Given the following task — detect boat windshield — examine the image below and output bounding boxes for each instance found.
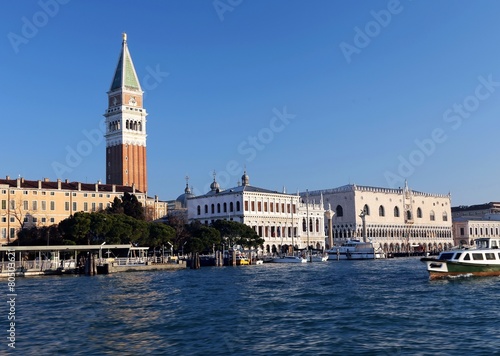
[439,252,455,260]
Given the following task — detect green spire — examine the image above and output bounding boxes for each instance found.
[110,33,141,92]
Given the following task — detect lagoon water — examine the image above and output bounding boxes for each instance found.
[6,258,500,355]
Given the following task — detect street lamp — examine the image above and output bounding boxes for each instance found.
[182,241,187,257]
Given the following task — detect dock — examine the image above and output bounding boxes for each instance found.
[0,244,186,278]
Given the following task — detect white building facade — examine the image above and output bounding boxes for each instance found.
[187,172,326,253]
[305,183,453,253]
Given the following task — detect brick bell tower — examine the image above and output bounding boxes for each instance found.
[104,33,148,193]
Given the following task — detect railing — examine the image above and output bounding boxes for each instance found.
[0,259,76,272]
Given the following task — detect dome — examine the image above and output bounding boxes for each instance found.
[176,180,195,208]
[241,170,250,186]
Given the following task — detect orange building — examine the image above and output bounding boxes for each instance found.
[0,177,166,242]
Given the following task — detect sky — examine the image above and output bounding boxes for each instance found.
[2,0,500,206]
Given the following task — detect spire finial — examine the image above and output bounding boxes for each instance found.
[122,32,127,42]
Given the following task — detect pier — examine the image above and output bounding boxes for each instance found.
[0,244,186,277]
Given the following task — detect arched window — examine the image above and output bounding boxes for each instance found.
[197,205,201,215]
[211,204,214,214]
[217,203,221,213]
[394,206,399,217]
[430,210,435,221]
[230,202,234,212]
[204,205,208,214]
[336,205,343,217]
[316,218,319,232]
[406,211,412,220]
[363,204,370,216]
[302,218,307,232]
[309,218,313,232]
[417,207,422,218]
[442,212,448,221]
[379,205,385,217]
[236,201,241,211]
[223,203,227,213]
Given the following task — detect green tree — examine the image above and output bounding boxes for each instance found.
[186,222,220,254]
[107,192,145,220]
[211,220,264,249]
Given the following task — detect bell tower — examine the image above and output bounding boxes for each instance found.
[104,33,148,193]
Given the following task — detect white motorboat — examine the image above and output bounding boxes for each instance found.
[326,240,386,260]
[307,253,329,262]
[271,255,307,263]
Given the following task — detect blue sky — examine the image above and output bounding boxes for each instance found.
[2,0,500,206]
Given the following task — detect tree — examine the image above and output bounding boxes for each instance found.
[211,220,264,250]
[185,222,220,254]
[107,192,145,220]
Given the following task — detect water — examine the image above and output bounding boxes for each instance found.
[4,258,500,355]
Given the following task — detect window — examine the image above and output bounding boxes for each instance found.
[270,203,274,212]
[460,227,465,236]
[223,203,227,213]
[244,201,249,211]
[217,203,221,214]
[336,205,343,217]
[50,218,55,223]
[99,203,103,210]
[430,211,435,221]
[33,191,37,195]
[363,204,370,215]
[251,202,255,211]
[236,201,241,211]
[204,205,208,214]
[472,253,484,261]
[394,206,399,217]
[485,253,496,261]
[417,208,422,218]
[10,200,15,209]
[32,201,38,211]
[258,202,261,212]
[41,217,46,223]
[73,202,77,211]
[282,203,285,213]
[65,192,70,197]
[230,202,234,212]
[211,204,215,214]
[443,212,448,222]
[10,228,15,239]
[1,228,6,239]
[379,205,385,217]
[32,217,37,223]
[92,202,96,212]
[302,218,307,232]
[65,202,70,211]
[84,202,88,211]
[23,200,28,210]
[197,206,201,215]
[41,201,46,211]
[1,200,5,209]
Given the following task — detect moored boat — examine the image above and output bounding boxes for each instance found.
[271,255,307,263]
[326,240,386,260]
[421,237,500,279]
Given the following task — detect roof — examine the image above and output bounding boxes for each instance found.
[0,178,144,194]
[451,202,500,212]
[109,33,142,92]
[0,244,148,252]
[190,184,293,199]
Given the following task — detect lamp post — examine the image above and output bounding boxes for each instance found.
[182,241,187,257]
